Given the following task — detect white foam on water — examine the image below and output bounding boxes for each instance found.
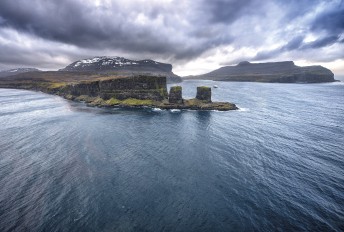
[238,107,250,112]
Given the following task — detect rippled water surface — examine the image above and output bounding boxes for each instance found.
[0,81,343,231]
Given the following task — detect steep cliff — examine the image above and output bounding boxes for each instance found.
[186,61,335,83]
[59,75,168,101]
[168,86,183,104]
[196,87,211,102]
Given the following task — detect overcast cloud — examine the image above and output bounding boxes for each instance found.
[0,0,343,75]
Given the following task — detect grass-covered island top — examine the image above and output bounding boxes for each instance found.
[0,74,237,111]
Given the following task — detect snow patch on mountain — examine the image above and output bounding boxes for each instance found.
[59,56,182,83]
[73,57,148,68]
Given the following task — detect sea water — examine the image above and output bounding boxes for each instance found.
[0,80,343,231]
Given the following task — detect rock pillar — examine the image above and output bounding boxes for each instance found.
[169,86,183,103]
[196,86,211,102]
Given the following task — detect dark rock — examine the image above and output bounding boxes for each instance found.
[158,98,237,111]
[62,75,168,101]
[169,86,183,103]
[196,86,211,102]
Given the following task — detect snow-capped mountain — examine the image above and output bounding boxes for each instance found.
[0,68,41,78]
[59,56,182,83]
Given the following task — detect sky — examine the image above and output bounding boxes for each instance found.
[0,0,343,77]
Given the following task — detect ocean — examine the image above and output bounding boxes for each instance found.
[0,80,343,231]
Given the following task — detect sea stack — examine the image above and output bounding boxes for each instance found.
[196,86,211,102]
[169,86,183,104]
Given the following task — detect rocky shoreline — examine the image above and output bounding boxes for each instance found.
[65,94,237,111]
[0,75,238,111]
[61,85,237,111]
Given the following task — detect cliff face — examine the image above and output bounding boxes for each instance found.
[168,86,183,104]
[61,75,168,101]
[0,74,168,100]
[59,57,182,83]
[186,61,335,83]
[196,87,211,102]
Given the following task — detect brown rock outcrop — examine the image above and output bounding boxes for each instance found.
[196,86,211,102]
[168,86,183,104]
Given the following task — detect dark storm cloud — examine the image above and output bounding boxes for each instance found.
[283,36,305,50]
[205,0,257,23]
[276,0,323,19]
[253,36,305,60]
[303,35,340,49]
[311,5,344,35]
[253,50,279,61]
[251,0,343,62]
[0,0,343,71]
[0,0,161,50]
[0,31,88,69]
[253,34,341,61]
[0,16,5,25]
[0,0,237,62]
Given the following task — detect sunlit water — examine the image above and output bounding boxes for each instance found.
[0,80,343,231]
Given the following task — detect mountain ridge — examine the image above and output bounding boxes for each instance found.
[59,56,182,83]
[0,68,41,78]
[185,61,335,83]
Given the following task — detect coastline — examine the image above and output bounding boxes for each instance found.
[0,75,238,111]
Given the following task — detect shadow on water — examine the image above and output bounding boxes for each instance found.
[66,101,164,116]
[195,110,212,127]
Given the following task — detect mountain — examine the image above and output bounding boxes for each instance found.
[59,56,182,83]
[185,61,335,83]
[0,68,41,78]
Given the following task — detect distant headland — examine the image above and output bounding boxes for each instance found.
[184,61,335,83]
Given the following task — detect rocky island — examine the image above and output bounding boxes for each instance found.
[185,61,335,83]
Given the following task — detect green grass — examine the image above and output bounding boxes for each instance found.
[185,98,209,106]
[104,98,121,106]
[121,98,154,106]
[171,86,182,91]
[87,97,155,107]
[198,86,210,90]
[47,82,67,89]
[90,97,105,105]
